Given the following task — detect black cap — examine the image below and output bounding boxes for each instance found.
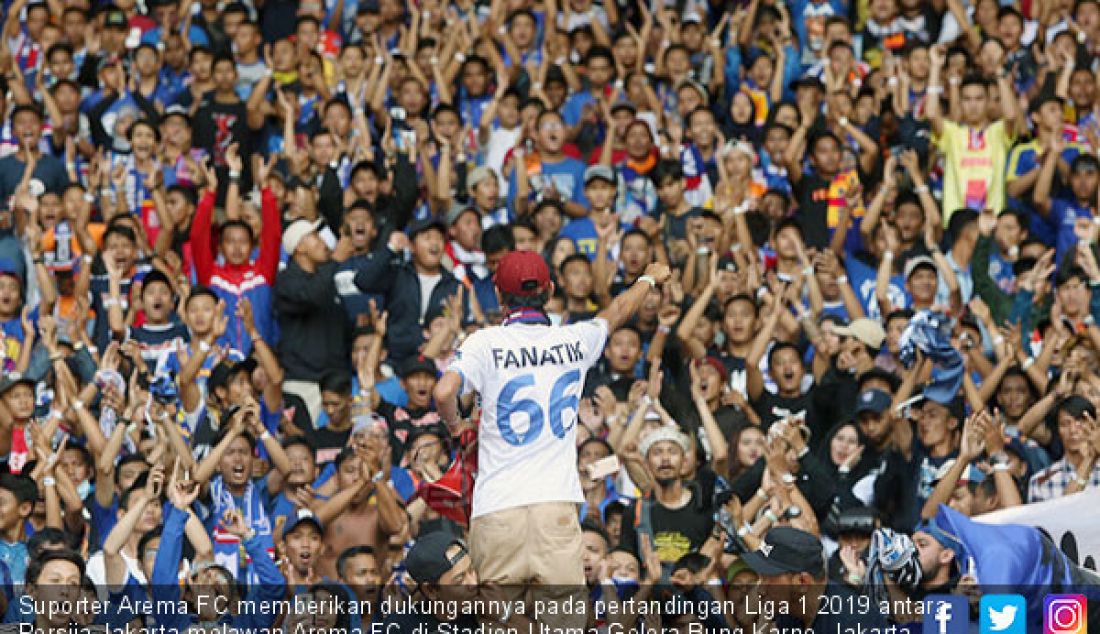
[103,6,128,28]
[854,389,892,416]
[405,217,446,240]
[0,373,34,397]
[739,527,825,577]
[405,531,468,583]
[399,355,438,379]
[208,357,257,392]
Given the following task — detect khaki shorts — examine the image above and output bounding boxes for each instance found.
[470,502,586,632]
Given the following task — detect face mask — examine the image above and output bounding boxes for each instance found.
[548,312,563,326]
[76,479,91,499]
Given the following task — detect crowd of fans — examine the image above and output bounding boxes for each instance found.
[0,0,1099,629]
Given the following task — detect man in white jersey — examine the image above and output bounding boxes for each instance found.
[434,250,670,615]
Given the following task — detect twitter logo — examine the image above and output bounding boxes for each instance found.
[981,594,1026,634]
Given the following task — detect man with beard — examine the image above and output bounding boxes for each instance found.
[618,427,716,578]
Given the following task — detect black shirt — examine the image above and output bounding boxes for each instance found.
[292,416,352,466]
[191,98,253,201]
[792,172,832,250]
[619,485,714,565]
[377,402,440,464]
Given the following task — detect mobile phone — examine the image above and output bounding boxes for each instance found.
[586,455,621,480]
[389,107,408,151]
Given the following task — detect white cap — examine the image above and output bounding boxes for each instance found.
[282,218,323,256]
[639,425,690,457]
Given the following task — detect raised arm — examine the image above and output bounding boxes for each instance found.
[596,263,671,332]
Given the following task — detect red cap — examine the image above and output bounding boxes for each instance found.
[494,251,551,296]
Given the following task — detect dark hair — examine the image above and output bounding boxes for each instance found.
[283,435,316,457]
[1054,395,1095,421]
[946,209,978,246]
[296,14,321,29]
[501,289,550,311]
[336,545,377,579]
[672,552,711,575]
[64,444,94,471]
[580,518,610,546]
[724,293,759,317]
[585,45,615,68]
[652,159,684,185]
[621,228,652,248]
[102,224,137,247]
[482,225,515,255]
[114,453,150,487]
[26,549,85,585]
[214,424,256,451]
[559,253,591,274]
[960,73,989,91]
[431,103,462,124]
[28,527,80,557]
[885,309,914,325]
[166,184,198,207]
[1056,266,1088,288]
[46,42,74,62]
[0,472,38,506]
[320,371,352,395]
[211,53,237,71]
[137,526,163,562]
[766,341,802,369]
[334,446,357,470]
[185,285,219,308]
[220,219,255,243]
[507,8,536,26]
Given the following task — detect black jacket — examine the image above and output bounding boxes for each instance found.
[369,154,419,244]
[274,260,349,380]
[352,249,468,364]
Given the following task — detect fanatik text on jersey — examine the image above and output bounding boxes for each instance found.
[491,341,586,369]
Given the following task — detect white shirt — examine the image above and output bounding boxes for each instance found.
[451,318,608,518]
[417,273,442,320]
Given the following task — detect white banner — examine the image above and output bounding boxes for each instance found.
[977,490,1100,572]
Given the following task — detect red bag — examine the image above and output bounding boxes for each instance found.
[414,427,478,526]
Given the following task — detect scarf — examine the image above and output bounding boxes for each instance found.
[209,476,271,583]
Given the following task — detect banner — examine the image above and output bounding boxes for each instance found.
[977,490,1100,572]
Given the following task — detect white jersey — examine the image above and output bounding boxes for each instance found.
[451,318,609,518]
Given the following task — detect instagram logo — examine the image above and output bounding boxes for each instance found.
[1044,595,1087,634]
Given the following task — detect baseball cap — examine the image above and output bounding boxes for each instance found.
[854,388,892,416]
[445,202,479,228]
[584,165,615,186]
[494,251,551,296]
[739,527,825,577]
[0,259,23,286]
[399,355,438,379]
[282,508,324,537]
[282,218,322,256]
[207,358,257,393]
[903,255,937,280]
[466,165,496,191]
[405,531,469,584]
[405,217,446,240]
[0,373,34,397]
[914,518,967,563]
[103,6,128,28]
[832,318,886,350]
[697,356,729,384]
[639,426,690,457]
[162,105,191,125]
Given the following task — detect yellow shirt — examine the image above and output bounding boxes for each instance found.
[934,119,1015,225]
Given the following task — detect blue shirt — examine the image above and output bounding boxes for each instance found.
[508,155,588,213]
[0,540,27,585]
[1050,197,1094,264]
[559,217,598,258]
